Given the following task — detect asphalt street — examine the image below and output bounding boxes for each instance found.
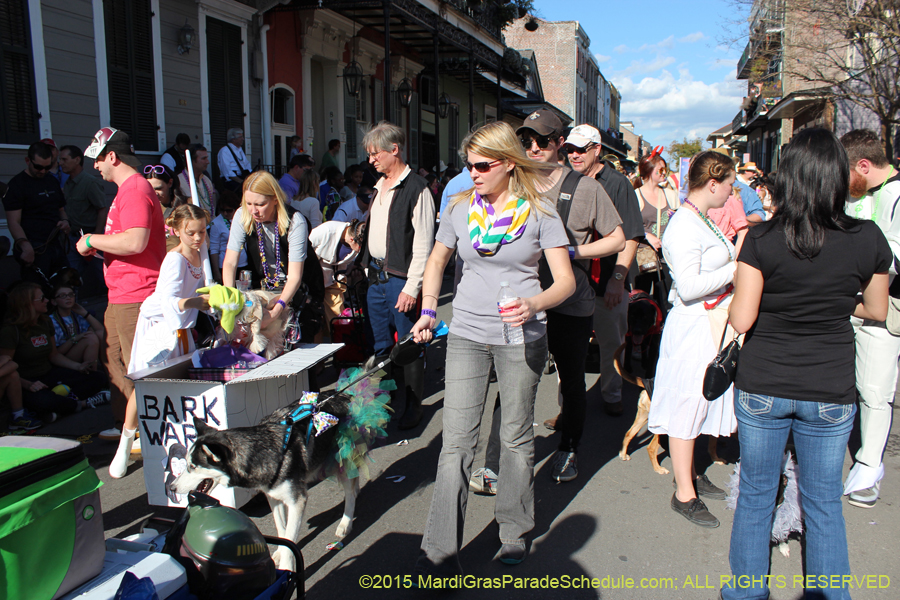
[38,282,900,600]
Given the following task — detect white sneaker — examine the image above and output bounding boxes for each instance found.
[99,427,121,441]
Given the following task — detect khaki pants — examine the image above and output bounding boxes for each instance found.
[102,302,141,428]
[322,283,345,336]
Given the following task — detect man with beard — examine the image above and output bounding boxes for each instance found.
[840,129,900,508]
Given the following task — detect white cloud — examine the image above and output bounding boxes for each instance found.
[595,53,611,64]
[616,55,677,76]
[708,57,738,70]
[637,35,675,53]
[612,69,745,145]
[678,32,707,43]
[614,44,629,54]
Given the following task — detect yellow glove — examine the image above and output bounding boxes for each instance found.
[196,285,245,334]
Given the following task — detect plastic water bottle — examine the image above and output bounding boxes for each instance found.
[497,282,525,345]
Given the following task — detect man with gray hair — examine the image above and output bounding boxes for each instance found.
[358,121,435,429]
[217,127,251,191]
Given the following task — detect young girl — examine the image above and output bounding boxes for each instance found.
[110,204,211,478]
[49,284,105,369]
[209,189,247,283]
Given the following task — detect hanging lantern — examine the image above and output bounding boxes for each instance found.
[438,93,451,119]
[398,77,413,108]
[343,61,364,98]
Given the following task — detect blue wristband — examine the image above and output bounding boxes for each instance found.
[567,245,575,259]
[275,299,287,309]
[421,308,437,319]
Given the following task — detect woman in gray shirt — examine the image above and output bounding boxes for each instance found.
[411,122,575,574]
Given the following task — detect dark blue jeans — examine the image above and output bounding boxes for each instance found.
[722,391,855,600]
[366,275,417,355]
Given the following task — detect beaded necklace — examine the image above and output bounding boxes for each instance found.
[256,221,282,290]
[683,199,733,261]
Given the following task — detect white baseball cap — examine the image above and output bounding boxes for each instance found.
[565,125,602,148]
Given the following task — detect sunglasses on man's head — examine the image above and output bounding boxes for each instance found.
[520,134,553,150]
[565,143,596,155]
[144,165,166,175]
[465,159,502,173]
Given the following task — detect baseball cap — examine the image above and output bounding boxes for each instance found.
[565,125,602,147]
[85,127,135,159]
[516,108,563,137]
[39,138,57,149]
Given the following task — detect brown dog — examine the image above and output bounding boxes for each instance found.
[614,344,725,474]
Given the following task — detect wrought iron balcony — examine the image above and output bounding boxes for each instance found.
[737,42,752,79]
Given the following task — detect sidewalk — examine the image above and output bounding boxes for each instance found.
[75,291,899,600]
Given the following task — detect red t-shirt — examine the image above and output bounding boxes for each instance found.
[104,174,166,304]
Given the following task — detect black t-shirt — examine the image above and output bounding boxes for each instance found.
[594,162,644,290]
[735,219,892,404]
[2,171,65,244]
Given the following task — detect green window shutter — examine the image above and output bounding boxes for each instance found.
[0,0,39,144]
[373,78,383,123]
[409,91,419,170]
[344,83,357,160]
[104,0,157,151]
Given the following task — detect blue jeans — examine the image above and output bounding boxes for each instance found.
[417,333,548,576]
[722,391,856,600]
[366,275,417,355]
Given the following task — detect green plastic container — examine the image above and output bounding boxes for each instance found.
[0,437,104,600]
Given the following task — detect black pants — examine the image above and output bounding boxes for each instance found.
[547,311,593,453]
[23,366,107,416]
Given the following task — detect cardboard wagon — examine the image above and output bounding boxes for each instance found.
[130,343,342,508]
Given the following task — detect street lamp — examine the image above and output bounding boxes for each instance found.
[438,93,451,119]
[177,22,195,55]
[343,61,364,98]
[398,77,413,108]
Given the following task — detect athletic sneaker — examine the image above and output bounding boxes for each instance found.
[99,427,122,441]
[85,391,111,409]
[9,411,43,431]
[848,481,880,508]
[671,494,719,528]
[551,451,578,483]
[469,468,499,495]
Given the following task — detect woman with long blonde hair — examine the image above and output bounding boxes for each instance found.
[412,121,575,573]
[222,170,308,320]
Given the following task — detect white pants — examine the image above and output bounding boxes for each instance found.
[592,294,629,404]
[852,317,900,469]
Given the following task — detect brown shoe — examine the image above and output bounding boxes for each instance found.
[543,414,560,430]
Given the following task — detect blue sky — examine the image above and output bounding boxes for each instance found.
[531,0,749,148]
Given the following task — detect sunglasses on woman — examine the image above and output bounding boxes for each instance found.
[465,159,503,173]
[143,165,167,175]
[520,134,553,150]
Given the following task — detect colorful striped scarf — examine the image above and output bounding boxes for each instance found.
[467,191,530,256]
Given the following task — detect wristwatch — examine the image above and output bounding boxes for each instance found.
[613,272,625,281]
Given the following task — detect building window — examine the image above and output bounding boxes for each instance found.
[104,0,158,151]
[272,88,293,125]
[1,0,39,145]
[206,16,244,161]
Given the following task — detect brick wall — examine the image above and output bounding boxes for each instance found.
[505,18,577,120]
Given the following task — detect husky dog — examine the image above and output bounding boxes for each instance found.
[169,391,360,571]
[235,289,291,359]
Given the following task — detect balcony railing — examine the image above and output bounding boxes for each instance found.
[732,109,745,133]
[737,42,752,79]
[442,0,503,42]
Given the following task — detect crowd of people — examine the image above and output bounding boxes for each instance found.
[1,109,898,599]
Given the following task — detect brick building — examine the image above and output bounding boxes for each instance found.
[505,17,598,129]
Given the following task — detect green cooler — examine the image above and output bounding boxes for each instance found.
[0,437,104,600]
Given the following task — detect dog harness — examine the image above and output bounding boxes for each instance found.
[278,392,339,452]
[627,290,664,337]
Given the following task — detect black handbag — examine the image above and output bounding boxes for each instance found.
[703,326,740,400]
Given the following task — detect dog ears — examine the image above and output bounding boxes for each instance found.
[193,416,216,434]
[201,441,229,464]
